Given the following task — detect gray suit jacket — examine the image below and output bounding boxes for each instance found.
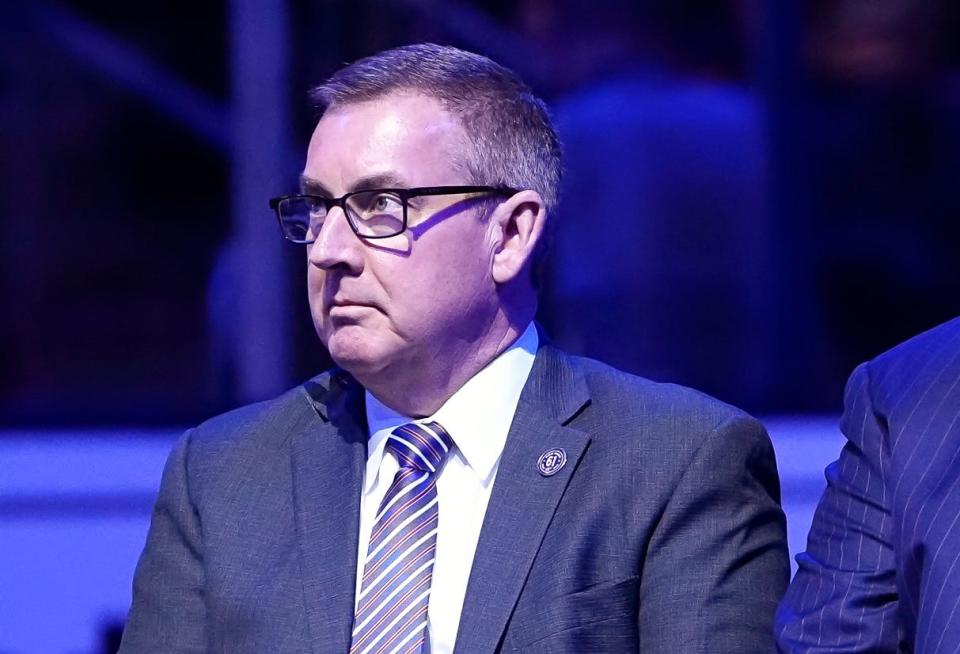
[120,344,788,652]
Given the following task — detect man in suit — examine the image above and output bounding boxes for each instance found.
[121,43,788,653]
[775,316,960,652]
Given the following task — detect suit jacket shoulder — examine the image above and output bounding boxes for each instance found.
[560,350,766,475]
[865,316,960,419]
[189,369,340,449]
[181,369,361,497]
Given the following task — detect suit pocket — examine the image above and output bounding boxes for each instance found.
[509,576,640,652]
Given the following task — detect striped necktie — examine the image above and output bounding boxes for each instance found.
[350,421,454,654]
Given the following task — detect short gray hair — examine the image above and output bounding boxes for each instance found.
[310,43,562,216]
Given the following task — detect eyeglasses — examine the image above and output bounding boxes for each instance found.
[268,185,517,243]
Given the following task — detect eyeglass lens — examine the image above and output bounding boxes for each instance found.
[278,191,406,241]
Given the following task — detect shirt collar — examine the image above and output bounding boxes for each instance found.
[363,323,539,491]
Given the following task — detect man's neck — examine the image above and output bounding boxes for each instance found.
[362,321,530,418]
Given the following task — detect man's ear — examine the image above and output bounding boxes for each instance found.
[489,190,547,284]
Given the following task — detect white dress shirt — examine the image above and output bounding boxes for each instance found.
[356,323,538,654]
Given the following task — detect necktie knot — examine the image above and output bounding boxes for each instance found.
[387,421,453,473]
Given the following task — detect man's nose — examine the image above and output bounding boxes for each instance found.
[307,206,364,272]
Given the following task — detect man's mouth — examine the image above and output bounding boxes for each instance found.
[327,298,380,319]
[329,297,377,309]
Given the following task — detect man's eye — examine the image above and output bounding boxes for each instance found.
[370,194,403,213]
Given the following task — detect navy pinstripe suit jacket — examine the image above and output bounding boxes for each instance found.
[776,317,960,653]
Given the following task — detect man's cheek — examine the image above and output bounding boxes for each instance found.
[306,266,325,291]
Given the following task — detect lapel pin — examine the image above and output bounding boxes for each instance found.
[537,448,567,476]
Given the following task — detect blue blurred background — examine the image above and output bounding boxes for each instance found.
[1,0,958,651]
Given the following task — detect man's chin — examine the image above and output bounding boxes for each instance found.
[324,330,391,377]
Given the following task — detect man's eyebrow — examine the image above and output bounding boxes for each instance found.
[350,172,411,192]
[299,172,413,196]
[299,175,330,196]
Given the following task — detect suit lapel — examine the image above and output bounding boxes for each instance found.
[454,346,591,653]
[291,371,367,653]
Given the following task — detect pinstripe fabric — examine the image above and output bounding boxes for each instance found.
[350,421,453,654]
[776,317,960,653]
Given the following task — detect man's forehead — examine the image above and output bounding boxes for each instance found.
[314,93,459,141]
[304,93,467,191]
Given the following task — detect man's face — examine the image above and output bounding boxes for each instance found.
[303,93,500,384]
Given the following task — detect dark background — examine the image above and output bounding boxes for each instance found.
[2,0,958,427]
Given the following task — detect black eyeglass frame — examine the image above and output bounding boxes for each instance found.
[268,185,518,243]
